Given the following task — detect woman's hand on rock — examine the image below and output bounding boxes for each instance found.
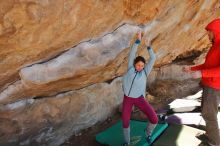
[137,31,142,41]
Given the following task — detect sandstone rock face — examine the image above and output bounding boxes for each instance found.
[0,77,123,146]
[0,0,220,146]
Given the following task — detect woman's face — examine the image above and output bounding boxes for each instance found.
[207,30,214,42]
[135,61,145,72]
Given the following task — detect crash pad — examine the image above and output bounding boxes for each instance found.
[154,124,205,146]
[95,120,168,146]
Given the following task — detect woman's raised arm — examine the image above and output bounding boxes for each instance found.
[127,32,142,70]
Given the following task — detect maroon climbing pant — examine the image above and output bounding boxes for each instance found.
[122,95,158,128]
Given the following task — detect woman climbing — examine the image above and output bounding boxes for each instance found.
[122,31,158,146]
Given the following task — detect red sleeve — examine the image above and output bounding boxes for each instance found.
[202,66,220,77]
[191,64,205,71]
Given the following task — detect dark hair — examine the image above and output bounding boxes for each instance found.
[134,56,146,66]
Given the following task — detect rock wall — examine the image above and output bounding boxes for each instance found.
[0,77,123,146]
[0,0,220,145]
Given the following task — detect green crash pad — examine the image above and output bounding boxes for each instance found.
[154,124,205,146]
[95,120,168,146]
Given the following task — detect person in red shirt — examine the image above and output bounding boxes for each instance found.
[183,18,220,146]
